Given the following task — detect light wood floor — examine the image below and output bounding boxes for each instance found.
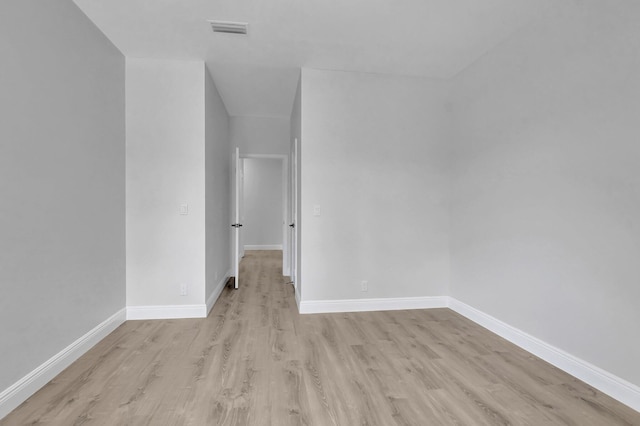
[3,251,639,425]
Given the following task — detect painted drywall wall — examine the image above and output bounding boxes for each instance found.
[126,58,206,307]
[230,116,290,155]
[300,69,451,301]
[243,159,283,248]
[450,0,640,387]
[205,68,232,302]
[0,0,125,392]
[290,75,303,298]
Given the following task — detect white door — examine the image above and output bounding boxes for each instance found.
[232,147,244,289]
[290,138,298,293]
[239,156,245,260]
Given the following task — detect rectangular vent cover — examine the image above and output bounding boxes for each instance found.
[208,20,248,35]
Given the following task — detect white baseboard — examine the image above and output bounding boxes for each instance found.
[296,293,640,411]
[3,295,637,418]
[126,304,207,320]
[448,298,640,413]
[299,296,448,314]
[0,308,126,420]
[244,245,282,251]
[207,269,232,315]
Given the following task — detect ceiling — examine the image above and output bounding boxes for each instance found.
[73,0,553,118]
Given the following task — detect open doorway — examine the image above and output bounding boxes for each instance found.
[233,153,290,281]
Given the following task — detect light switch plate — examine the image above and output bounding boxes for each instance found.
[179,204,189,215]
[313,205,321,216]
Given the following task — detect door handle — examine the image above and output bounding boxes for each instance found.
[289,223,295,228]
[231,223,243,228]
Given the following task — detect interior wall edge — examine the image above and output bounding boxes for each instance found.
[295,286,302,312]
[206,268,233,315]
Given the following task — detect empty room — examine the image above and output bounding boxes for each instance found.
[1,0,639,424]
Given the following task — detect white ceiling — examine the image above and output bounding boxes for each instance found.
[74,0,552,118]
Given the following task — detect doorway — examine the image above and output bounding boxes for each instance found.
[233,153,290,284]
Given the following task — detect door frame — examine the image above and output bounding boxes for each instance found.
[240,153,290,276]
[232,147,244,289]
[290,138,299,300]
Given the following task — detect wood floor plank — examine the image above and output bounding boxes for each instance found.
[2,250,639,425]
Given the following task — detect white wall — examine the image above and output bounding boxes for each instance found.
[126,58,206,308]
[243,159,283,248]
[230,116,290,155]
[0,0,125,396]
[451,0,640,387]
[300,69,451,301]
[205,68,232,302]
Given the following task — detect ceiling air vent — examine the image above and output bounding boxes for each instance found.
[208,20,248,35]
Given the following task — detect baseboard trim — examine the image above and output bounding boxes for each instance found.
[296,293,640,411]
[448,298,640,413]
[2,295,636,417]
[126,304,207,320]
[244,245,282,251]
[299,296,448,314]
[207,269,232,315]
[0,308,126,420]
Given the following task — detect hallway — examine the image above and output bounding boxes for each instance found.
[3,251,638,425]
